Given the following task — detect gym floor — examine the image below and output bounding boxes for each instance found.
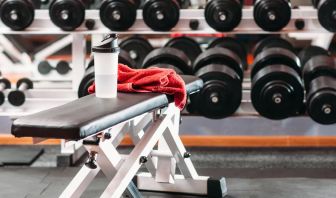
[1,146,336,198]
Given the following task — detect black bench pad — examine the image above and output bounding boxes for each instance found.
[12,75,203,140]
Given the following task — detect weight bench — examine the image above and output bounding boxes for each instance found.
[11,75,227,198]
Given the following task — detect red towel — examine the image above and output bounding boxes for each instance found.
[88,64,187,110]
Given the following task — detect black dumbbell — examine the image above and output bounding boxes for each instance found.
[204,0,243,32]
[164,37,202,64]
[0,0,40,30]
[142,47,192,75]
[8,78,33,106]
[49,0,91,31]
[100,0,141,31]
[78,49,136,98]
[0,77,11,106]
[190,40,245,119]
[38,60,72,75]
[143,0,181,31]
[120,37,154,69]
[251,37,304,120]
[299,46,336,124]
[312,0,336,32]
[208,37,248,70]
[253,0,291,31]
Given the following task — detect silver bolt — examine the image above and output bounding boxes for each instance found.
[210,93,219,104]
[129,50,138,60]
[218,12,227,21]
[273,93,282,104]
[156,11,164,20]
[60,10,69,20]
[10,10,18,21]
[268,11,276,21]
[112,10,121,21]
[322,104,332,115]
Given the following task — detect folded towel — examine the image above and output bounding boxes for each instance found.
[88,64,187,110]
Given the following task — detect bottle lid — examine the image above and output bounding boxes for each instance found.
[92,34,120,53]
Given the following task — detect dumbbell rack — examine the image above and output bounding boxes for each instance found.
[0,7,329,34]
[0,6,335,146]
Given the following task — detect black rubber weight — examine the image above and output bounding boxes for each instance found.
[208,37,248,70]
[120,37,154,69]
[142,47,191,74]
[0,0,35,30]
[49,0,85,31]
[100,0,137,31]
[253,0,291,31]
[204,0,242,32]
[142,0,180,31]
[164,37,202,63]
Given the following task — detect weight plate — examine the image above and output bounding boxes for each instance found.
[254,37,295,57]
[8,90,25,106]
[0,92,4,106]
[49,0,85,31]
[254,0,291,31]
[17,78,33,89]
[316,0,336,32]
[0,78,11,89]
[193,48,244,80]
[298,46,329,67]
[143,0,180,31]
[0,0,35,30]
[208,37,248,70]
[191,64,241,119]
[302,55,336,88]
[165,37,202,63]
[204,0,242,32]
[251,64,304,120]
[38,61,53,75]
[142,47,191,74]
[307,76,336,124]
[100,0,137,31]
[120,37,153,69]
[56,60,71,75]
[251,48,301,78]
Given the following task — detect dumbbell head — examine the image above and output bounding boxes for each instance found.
[204,0,242,32]
[100,0,137,31]
[312,0,336,32]
[253,0,291,31]
[251,65,304,120]
[120,37,153,69]
[0,0,36,30]
[254,36,295,57]
[164,37,202,64]
[142,47,192,74]
[56,60,71,75]
[252,37,300,78]
[208,37,248,70]
[8,78,33,106]
[49,0,85,31]
[307,76,336,124]
[38,61,53,75]
[143,0,180,31]
[0,78,11,106]
[298,46,329,67]
[79,49,136,98]
[190,64,242,119]
[193,47,244,80]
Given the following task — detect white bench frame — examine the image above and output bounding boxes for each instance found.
[57,103,227,198]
